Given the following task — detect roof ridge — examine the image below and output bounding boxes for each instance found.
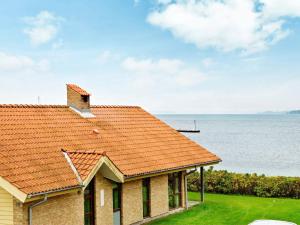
[91,105,141,108]
[0,104,68,108]
[0,104,141,109]
[64,149,104,155]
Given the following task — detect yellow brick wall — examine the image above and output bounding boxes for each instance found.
[150,175,169,217]
[21,191,84,225]
[67,86,90,110]
[13,198,24,225]
[12,173,115,225]
[7,171,187,225]
[95,172,113,225]
[0,187,13,225]
[122,180,143,225]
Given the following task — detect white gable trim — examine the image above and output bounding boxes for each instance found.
[0,176,27,203]
[83,156,124,189]
[62,151,83,184]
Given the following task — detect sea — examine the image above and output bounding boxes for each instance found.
[157,114,300,177]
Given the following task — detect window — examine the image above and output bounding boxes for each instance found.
[113,183,121,212]
[168,172,182,209]
[142,178,150,218]
[84,179,95,225]
[81,95,89,103]
[113,183,121,225]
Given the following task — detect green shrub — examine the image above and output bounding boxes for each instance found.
[187,167,300,199]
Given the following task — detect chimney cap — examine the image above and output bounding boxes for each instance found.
[66,84,90,96]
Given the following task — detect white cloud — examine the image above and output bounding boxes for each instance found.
[52,39,64,49]
[97,50,121,64]
[0,52,50,73]
[148,0,300,54]
[202,58,215,67]
[121,57,206,86]
[122,57,183,74]
[261,0,300,19]
[23,11,63,46]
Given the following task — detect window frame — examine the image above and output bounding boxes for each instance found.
[168,172,182,209]
[81,95,89,103]
[113,183,121,213]
[142,178,151,218]
[84,179,95,225]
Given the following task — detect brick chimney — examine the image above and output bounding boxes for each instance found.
[66,84,91,111]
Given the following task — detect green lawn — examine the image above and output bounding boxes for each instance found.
[148,193,300,225]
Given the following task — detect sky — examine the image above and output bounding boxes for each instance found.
[0,0,300,114]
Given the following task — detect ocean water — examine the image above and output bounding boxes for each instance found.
[157,114,300,177]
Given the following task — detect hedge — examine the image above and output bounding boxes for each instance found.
[187,167,300,199]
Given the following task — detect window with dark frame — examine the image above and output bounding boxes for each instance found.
[142,178,150,218]
[81,95,89,103]
[84,179,95,225]
[168,172,182,209]
[113,183,121,212]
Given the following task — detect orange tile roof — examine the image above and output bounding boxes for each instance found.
[0,104,220,196]
[89,106,220,177]
[67,84,90,96]
[65,150,103,180]
[0,105,102,195]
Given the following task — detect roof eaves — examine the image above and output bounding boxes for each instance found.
[124,159,222,180]
[27,184,83,199]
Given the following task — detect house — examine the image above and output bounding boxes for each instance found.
[0,84,221,225]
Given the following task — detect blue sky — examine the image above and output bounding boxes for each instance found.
[0,0,300,113]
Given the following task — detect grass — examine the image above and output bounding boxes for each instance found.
[148,193,300,225]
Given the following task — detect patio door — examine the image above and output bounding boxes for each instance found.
[113,183,121,225]
[84,179,95,225]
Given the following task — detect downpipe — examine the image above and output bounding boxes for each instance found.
[28,195,48,225]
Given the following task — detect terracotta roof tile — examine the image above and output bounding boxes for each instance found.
[89,106,221,177]
[67,84,90,96]
[0,104,220,196]
[0,105,101,194]
[66,150,103,180]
